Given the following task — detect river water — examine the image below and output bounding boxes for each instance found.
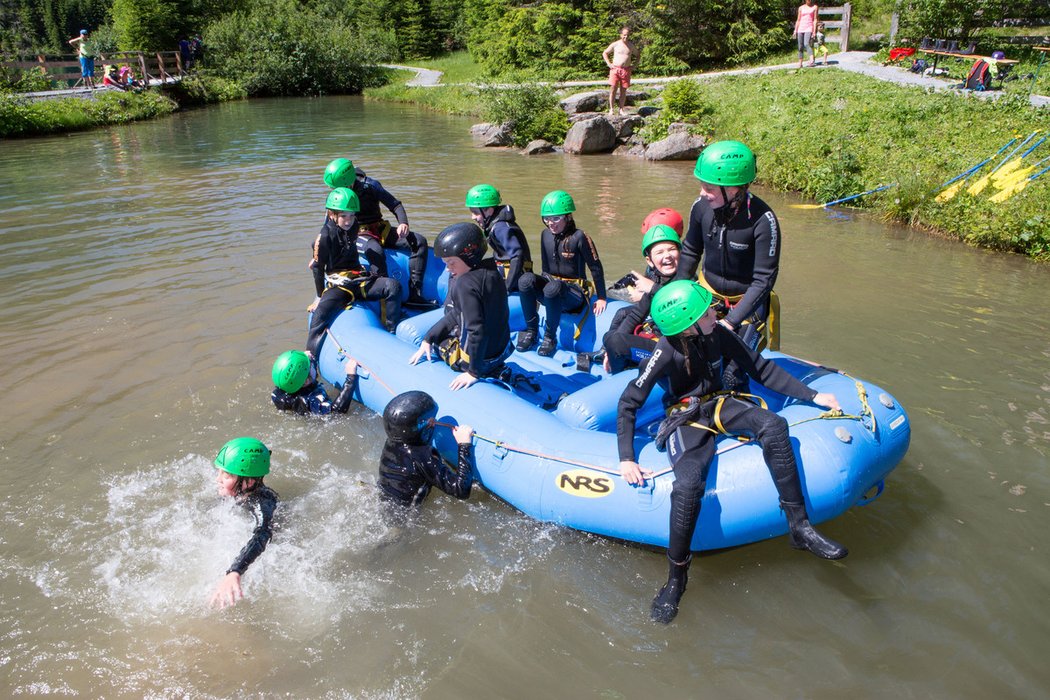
[1,97,1047,698]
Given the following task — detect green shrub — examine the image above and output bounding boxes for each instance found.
[204,0,388,96]
[477,82,569,146]
[638,78,713,143]
[160,74,247,107]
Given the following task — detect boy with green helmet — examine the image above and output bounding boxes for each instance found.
[271,349,359,415]
[617,280,846,624]
[211,437,279,608]
[516,190,606,356]
[465,184,533,294]
[308,187,403,356]
[678,140,781,390]
[322,157,433,307]
[601,224,682,373]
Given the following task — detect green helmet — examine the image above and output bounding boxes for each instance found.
[326,187,360,213]
[650,280,713,336]
[540,190,576,217]
[465,184,501,209]
[214,437,271,478]
[694,140,756,186]
[272,350,311,393]
[323,158,356,189]
[641,224,681,256]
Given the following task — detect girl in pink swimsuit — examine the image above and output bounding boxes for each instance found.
[794,0,819,67]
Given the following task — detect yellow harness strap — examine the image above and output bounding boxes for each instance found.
[549,274,595,340]
[696,276,781,351]
[437,337,471,369]
[325,269,369,308]
[496,259,533,281]
[666,391,769,440]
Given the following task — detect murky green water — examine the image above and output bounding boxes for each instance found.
[1,96,1047,698]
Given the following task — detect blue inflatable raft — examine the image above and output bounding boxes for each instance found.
[314,252,910,551]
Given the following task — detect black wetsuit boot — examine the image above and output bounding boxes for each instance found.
[764,420,848,560]
[781,500,848,560]
[651,555,691,624]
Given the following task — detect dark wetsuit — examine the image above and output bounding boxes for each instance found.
[378,441,474,506]
[617,327,816,561]
[424,260,512,378]
[353,170,429,297]
[602,266,674,373]
[518,222,606,337]
[482,205,531,292]
[677,193,780,387]
[308,218,402,355]
[271,361,356,415]
[227,485,279,576]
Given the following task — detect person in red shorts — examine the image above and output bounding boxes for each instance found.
[602,27,639,116]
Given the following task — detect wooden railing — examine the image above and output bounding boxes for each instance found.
[819,3,853,52]
[1,50,187,90]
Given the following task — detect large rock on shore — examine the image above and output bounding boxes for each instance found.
[562,116,618,154]
[644,131,706,161]
[470,122,513,147]
[521,139,556,155]
[559,89,651,116]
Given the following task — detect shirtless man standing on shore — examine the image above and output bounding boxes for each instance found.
[602,27,639,116]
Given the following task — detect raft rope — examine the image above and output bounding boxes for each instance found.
[326,328,877,480]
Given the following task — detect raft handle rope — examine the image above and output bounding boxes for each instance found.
[336,331,878,481]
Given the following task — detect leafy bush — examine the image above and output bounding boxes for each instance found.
[477,82,569,146]
[638,78,713,143]
[204,0,388,96]
[160,74,247,106]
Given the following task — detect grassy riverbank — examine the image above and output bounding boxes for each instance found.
[368,55,1049,260]
[0,75,246,139]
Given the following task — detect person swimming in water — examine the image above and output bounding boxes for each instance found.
[210,437,279,609]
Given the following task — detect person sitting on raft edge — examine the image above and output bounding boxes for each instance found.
[307,187,402,357]
[270,349,358,415]
[602,223,682,374]
[378,390,475,512]
[408,222,512,391]
[210,437,279,609]
[617,280,846,624]
[323,158,434,308]
[466,184,532,295]
[515,190,606,357]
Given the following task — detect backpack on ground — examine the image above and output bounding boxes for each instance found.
[909,58,927,73]
[964,59,993,91]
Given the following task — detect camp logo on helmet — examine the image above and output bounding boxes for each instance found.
[556,469,614,498]
[721,153,744,160]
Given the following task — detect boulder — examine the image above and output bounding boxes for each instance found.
[637,105,661,117]
[644,131,706,161]
[470,122,513,147]
[612,114,645,139]
[613,143,647,158]
[521,139,556,155]
[562,116,618,155]
[559,89,651,116]
[559,91,607,116]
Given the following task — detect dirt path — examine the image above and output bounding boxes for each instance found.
[391,51,1049,107]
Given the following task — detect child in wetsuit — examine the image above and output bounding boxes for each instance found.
[270,349,358,415]
[408,222,512,391]
[210,437,279,609]
[307,187,402,356]
[378,391,475,508]
[465,184,532,294]
[516,190,607,357]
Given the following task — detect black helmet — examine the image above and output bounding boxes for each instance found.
[383,391,438,445]
[434,222,487,269]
